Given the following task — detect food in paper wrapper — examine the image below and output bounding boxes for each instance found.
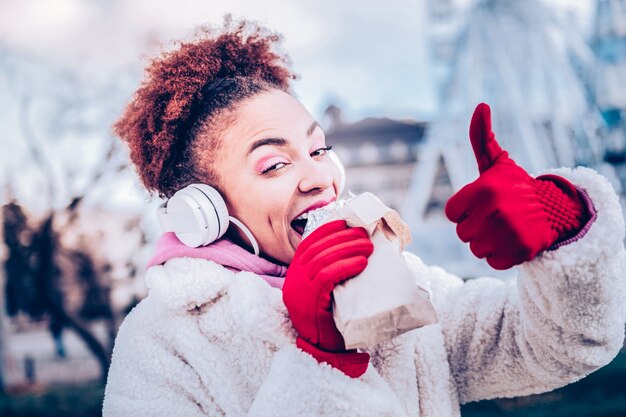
[303,201,341,236]
[303,192,438,349]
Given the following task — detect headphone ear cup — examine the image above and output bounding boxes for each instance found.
[164,184,229,247]
[190,184,230,243]
[329,150,346,195]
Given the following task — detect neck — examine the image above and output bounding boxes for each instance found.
[224,229,287,267]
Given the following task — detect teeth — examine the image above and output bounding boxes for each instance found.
[295,212,309,221]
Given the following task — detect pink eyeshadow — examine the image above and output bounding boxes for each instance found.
[254,155,283,173]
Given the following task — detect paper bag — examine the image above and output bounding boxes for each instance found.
[305,192,438,349]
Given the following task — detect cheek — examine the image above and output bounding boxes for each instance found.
[229,181,295,263]
[225,179,291,233]
[327,159,344,195]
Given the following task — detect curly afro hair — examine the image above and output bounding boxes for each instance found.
[114,17,297,198]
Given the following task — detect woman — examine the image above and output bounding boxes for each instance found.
[103,20,626,416]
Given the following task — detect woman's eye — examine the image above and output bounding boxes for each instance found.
[261,162,288,175]
[311,145,333,157]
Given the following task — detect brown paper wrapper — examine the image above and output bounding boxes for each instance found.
[306,192,438,349]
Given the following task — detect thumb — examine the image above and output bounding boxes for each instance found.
[470,103,505,174]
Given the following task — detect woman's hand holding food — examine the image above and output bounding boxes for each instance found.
[283,220,373,378]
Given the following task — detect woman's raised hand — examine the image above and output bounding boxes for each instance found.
[283,220,373,378]
[444,103,589,270]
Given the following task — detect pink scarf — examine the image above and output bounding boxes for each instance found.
[147,233,287,289]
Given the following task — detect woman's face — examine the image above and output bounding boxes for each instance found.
[210,88,341,265]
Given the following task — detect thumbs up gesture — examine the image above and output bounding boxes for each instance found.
[445,103,589,270]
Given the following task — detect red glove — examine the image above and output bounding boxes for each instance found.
[445,103,589,270]
[283,220,373,378]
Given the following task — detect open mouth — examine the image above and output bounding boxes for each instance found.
[289,199,336,240]
[290,212,309,236]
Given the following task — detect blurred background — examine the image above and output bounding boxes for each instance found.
[1,0,625,415]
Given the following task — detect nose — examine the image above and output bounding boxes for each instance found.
[297,158,334,194]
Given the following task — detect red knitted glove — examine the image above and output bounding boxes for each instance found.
[445,103,588,270]
[283,220,373,378]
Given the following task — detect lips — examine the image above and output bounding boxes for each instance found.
[289,199,335,237]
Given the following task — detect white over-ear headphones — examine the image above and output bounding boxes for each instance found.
[157,183,260,255]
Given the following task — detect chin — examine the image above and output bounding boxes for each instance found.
[260,237,294,266]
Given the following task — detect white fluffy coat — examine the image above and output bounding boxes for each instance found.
[103,167,626,416]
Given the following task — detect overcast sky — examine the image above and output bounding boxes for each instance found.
[0,0,594,121]
[0,0,595,210]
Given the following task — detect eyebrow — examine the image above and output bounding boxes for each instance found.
[247,121,322,155]
[307,120,321,137]
[247,137,287,155]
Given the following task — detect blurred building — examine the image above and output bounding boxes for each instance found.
[323,105,427,211]
[402,0,619,278]
[593,0,626,188]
